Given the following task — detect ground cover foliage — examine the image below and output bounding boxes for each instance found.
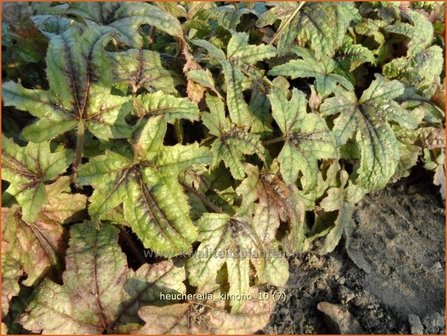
[1,1,445,334]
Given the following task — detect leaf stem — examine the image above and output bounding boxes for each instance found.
[147,26,155,48]
[174,120,184,144]
[414,98,445,116]
[119,226,147,266]
[262,136,286,146]
[73,121,85,179]
[200,136,215,147]
[179,179,224,214]
[269,1,306,45]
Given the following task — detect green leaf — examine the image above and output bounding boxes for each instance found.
[186,69,219,96]
[227,32,276,65]
[193,33,276,127]
[384,46,443,98]
[221,61,252,126]
[256,246,289,287]
[30,14,75,37]
[203,95,265,180]
[226,253,250,313]
[202,95,231,137]
[186,213,270,312]
[2,137,72,222]
[66,2,182,47]
[22,118,78,143]
[383,10,443,98]
[318,167,364,255]
[385,10,434,56]
[321,201,354,255]
[382,10,442,98]
[269,47,353,96]
[391,109,425,180]
[123,174,197,256]
[155,2,188,19]
[269,85,337,190]
[248,74,274,137]
[211,132,265,181]
[257,2,302,56]
[133,91,200,123]
[19,222,186,334]
[258,2,359,57]
[334,37,376,81]
[78,116,211,256]
[212,4,256,31]
[186,213,231,288]
[109,49,176,94]
[2,26,132,156]
[191,39,226,61]
[320,75,417,190]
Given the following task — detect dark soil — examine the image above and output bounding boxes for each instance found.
[263,168,445,334]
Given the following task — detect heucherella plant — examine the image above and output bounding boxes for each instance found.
[1,1,445,334]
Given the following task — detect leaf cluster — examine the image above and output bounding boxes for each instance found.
[2,1,445,334]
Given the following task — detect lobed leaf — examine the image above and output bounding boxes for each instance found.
[203,95,265,180]
[186,213,280,312]
[320,75,418,189]
[2,137,72,222]
[385,10,434,55]
[269,47,353,96]
[133,91,200,123]
[109,49,176,94]
[137,290,275,334]
[20,222,186,334]
[334,37,376,81]
[78,116,211,256]
[227,32,276,65]
[318,167,364,254]
[269,85,337,190]
[2,26,132,146]
[194,33,276,127]
[258,2,359,57]
[66,2,183,47]
[2,177,86,314]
